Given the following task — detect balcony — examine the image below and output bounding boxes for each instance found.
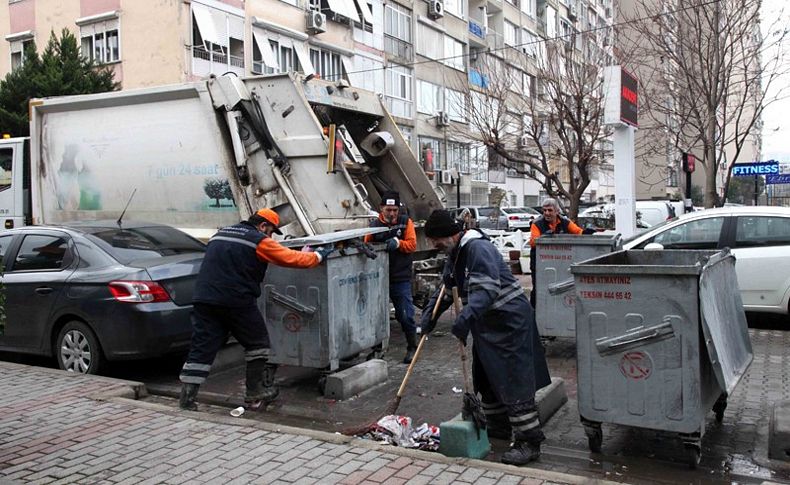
[468,19,488,48]
[384,35,414,62]
[192,45,245,77]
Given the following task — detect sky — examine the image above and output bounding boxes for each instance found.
[760,0,790,165]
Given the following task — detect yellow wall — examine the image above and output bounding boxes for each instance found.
[118,0,185,88]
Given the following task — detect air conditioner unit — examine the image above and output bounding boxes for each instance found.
[568,4,578,22]
[517,134,530,148]
[428,0,445,19]
[436,111,450,127]
[441,170,453,185]
[307,10,327,34]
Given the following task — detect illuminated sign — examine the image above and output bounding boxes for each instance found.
[620,69,638,127]
[731,161,779,177]
[766,173,790,184]
[682,153,695,173]
[604,66,638,127]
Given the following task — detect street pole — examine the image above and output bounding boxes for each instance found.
[686,171,693,212]
[613,125,636,238]
[754,175,758,206]
[456,174,461,208]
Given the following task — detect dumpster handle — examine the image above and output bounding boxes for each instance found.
[547,279,575,295]
[269,290,317,317]
[595,320,675,355]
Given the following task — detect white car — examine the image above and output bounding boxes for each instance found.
[622,206,790,314]
[501,207,540,231]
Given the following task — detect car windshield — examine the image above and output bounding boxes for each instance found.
[79,226,205,264]
[621,217,674,245]
[503,207,539,215]
[477,208,498,217]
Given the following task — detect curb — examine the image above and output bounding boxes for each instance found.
[112,396,622,485]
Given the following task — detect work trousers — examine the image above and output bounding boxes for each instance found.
[179,303,270,385]
[472,346,545,445]
[390,280,417,336]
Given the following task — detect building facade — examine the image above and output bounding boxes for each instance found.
[2,0,615,209]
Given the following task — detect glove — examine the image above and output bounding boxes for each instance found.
[451,323,468,347]
[385,237,400,252]
[420,308,437,335]
[313,244,336,263]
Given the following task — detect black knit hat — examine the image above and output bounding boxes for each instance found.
[425,209,463,238]
[380,190,400,207]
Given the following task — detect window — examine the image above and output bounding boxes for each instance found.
[0,235,12,263]
[9,38,33,71]
[13,235,72,271]
[445,88,466,122]
[521,29,538,57]
[384,3,412,59]
[419,137,443,170]
[444,0,466,18]
[504,21,519,47]
[384,64,413,118]
[397,125,414,153]
[546,6,557,38]
[254,40,296,74]
[310,48,347,80]
[417,24,442,59]
[735,216,790,247]
[82,226,205,264]
[443,36,465,71]
[80,20,120,64]
[0,148,12,192]
[417,80,443,115]
[647,217,725,250]
[191,5,245,72]
[470,143,489,181]
[447,141,470,173]
[521,0,536,17]
[523,73,535,98]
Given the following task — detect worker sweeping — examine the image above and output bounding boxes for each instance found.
[178,208,334,411]
[420,209,550,466]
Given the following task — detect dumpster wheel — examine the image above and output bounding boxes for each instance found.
[582,421,603,453]
[683,444,701,469]
[713,394,727,423]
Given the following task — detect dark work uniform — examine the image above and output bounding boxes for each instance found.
[424,230,551,444]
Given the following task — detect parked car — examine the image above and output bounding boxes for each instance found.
[580,200,687,228]
[500,207,540,231]
[0,221,206,374]
[451,206,539,232]
[622,206,790,314]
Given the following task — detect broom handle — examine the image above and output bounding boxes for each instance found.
[395,285,445,398]
[451,287,472,393]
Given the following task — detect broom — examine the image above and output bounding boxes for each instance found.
[452,287,486,437]
[342,285,446,436]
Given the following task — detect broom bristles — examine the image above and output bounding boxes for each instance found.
[340,395,402,436]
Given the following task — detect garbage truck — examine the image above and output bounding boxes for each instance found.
[0,73,445,299]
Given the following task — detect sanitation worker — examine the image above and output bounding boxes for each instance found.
[529,197,583,306]
[364,191,419,364]
[178,208,334,411]
[419,209,551,466]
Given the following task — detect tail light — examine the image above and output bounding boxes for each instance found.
[108,281,171,303]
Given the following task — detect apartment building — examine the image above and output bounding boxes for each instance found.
[1,0,615,209]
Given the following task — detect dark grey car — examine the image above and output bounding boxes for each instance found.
[0,221,205,374]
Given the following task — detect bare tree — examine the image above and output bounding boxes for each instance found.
[623,0,790,207]
[450,30,616,218]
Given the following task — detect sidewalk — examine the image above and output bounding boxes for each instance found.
[0,361,618,485]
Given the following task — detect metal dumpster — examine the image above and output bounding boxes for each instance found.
[536,234,621,337]
[258,228,390,373]
[570,249,752,467]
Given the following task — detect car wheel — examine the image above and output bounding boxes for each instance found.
[56,321,105,375]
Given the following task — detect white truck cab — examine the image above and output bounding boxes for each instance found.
[0,136,29,230]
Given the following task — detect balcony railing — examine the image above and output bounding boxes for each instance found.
[384,35,414,60]
[192,45,244,70]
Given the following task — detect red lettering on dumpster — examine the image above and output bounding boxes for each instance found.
[284,312,302,332]
[619,351,652,380]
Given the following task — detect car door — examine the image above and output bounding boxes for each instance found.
[729,215,790,310]
[637,216,728,250]
[1,231,77,353]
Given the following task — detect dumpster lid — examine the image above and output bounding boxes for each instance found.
[279,227,389,248]
[536,234,621,247]
[698,249,753,395]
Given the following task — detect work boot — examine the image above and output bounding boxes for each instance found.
[245,361,279,409]
[403,332,418,365]
[501,441,541,466]
[179,383,200,411]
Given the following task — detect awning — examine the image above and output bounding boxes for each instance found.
[354,0,374,23]
[341,56,354,79]
[293,42,315,76]
[326,0,360,23]
[252,29,279,69]
[192,4,223,47]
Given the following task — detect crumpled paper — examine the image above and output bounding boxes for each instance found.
[358,415,440,451]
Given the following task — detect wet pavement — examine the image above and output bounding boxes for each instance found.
[122,303,790,484]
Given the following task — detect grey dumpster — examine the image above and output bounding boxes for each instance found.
[570,249,752,467]
[259,228,390,374]
[536,234,621,337]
